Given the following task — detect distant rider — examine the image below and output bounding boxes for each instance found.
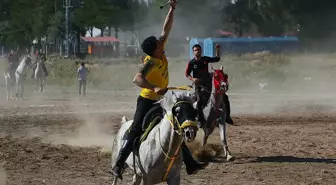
[185,44,234,127]
[31,50,48,78]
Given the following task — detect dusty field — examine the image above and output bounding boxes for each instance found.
[0,86,335,185]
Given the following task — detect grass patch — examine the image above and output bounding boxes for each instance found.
[1,53,336,93]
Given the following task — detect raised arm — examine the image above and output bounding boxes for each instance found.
[206,44,221,63]
[160,0,176,45]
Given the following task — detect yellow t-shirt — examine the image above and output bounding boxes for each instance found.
[139,54,169,101]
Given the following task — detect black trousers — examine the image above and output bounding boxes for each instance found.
[195,84,211,118]
[196,85,231,119]
[127,96,157,139]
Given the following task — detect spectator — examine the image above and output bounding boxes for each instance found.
[77,62,89,96]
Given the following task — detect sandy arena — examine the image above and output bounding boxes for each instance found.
[0,87,335,185]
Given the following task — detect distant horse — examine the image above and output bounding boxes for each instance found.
[14,56,32,100]
[193,66,235,162]
[34,58,47,93]
[111,91,199,185]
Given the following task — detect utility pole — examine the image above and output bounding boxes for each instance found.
[63,0,72,58]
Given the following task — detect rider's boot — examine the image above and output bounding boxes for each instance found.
[181,142,209,175]
[223,94,234,125]
[197,110,206,128]
[111,137,134,180]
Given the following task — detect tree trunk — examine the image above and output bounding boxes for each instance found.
[76,27,80,55]
[114,26,119,57]
[100,27,104,37]
[108,26,111,36]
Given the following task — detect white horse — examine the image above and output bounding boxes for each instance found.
[14,56,32,100]
[34,58,47,93]
[193,66,235,162]
[111,91,199,185]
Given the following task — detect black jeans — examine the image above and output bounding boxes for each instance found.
[195,84,211,120]
[223,93,231,117]
[127,96,157,140]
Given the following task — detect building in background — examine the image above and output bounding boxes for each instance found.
[80,36,120,57]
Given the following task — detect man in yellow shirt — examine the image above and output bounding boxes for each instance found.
[111,0,208,180]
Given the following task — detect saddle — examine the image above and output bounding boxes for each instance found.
[123,105,164,146]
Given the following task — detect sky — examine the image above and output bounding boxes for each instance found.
[85,28,101,37]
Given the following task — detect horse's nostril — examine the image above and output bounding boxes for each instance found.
[186,131,191,138]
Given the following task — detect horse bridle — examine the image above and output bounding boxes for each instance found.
[160,99,198,182]
[169,100,198,133]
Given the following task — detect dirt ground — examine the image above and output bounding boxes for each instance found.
[0,87,335,185]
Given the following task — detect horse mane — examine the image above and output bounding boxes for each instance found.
[159,91,193,112]
[19,55,30,64]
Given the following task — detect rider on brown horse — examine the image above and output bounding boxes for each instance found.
[185,44,234,127]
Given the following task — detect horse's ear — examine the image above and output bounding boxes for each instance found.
[220,65,224,71]
[171,91,177,101]
[172,106,180,117]
[211,65,215,72]
[121,116,128,124]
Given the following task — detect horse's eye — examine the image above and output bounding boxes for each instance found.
[175,107,180,113]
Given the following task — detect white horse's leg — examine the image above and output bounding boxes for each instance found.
[218,123,234,161]
[19,79,24,100]
[38,78,41,93]
[202,126,215,148]
[5,75,9,100]
[140,179,150,185]
[202,128,209,147]
[112,177,118,185]
[132,174,142,185]
[15,80,19,100]
[41,78,45,93]
[35,77,39,93]
[167,175,181,185]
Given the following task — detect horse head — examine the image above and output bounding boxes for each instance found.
[23,56,33,67]
[209,65,228,110]
[164,91,198,143]
[211,65,228,95]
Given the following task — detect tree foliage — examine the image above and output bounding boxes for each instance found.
[1,0,336,50]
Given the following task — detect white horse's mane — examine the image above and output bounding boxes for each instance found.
[158,91,193,112]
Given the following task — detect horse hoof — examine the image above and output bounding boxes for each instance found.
[226,155,235,162]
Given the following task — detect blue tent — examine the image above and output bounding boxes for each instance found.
[189,36,300,58]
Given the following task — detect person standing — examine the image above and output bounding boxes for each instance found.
[77,62,89,96]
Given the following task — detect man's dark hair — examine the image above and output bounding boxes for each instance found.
[81,62,85,66]
[141,36,157,56]
[192,44,202,50]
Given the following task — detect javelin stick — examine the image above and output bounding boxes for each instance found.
[160,1,171,9]
[167,85,192,91]
[160,0,179,9]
